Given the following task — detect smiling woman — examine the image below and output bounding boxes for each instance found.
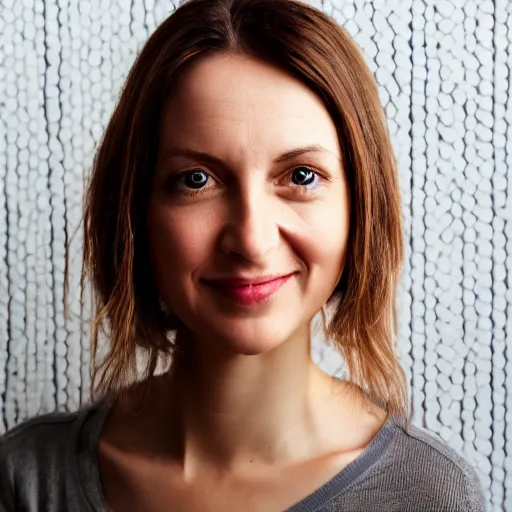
[147,54,349,361]
[0,0,485,511]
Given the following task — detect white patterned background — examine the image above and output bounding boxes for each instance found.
[0,0,511,509]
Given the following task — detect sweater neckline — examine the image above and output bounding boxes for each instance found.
[75,398,398,512]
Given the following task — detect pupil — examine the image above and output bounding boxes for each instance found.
[292,168,314,186]
[185,171,207,189]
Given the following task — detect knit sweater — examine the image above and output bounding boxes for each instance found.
[0,400,486,511]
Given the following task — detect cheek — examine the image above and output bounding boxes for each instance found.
[147,204,219,282]
[298,195,349,271]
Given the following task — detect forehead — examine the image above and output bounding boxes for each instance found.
[159,53,341,164]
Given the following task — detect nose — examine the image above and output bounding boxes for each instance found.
[219,186,280,263]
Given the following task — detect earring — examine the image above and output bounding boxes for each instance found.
[158,295,171,316]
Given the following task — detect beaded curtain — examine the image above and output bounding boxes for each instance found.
[0,0,510,509]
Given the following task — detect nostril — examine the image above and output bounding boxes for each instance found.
[219,220,280,262]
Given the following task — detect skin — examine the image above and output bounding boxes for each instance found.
[99,53,387,512]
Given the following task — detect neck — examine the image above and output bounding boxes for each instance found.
[157,325,347,476]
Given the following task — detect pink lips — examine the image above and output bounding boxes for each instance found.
[205,273,295,305]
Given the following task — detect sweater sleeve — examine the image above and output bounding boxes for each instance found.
[0,436,17,511]
[459,459,486,512]
[320,422,487,512]
[0,411,84,512]
[392,424,487,512]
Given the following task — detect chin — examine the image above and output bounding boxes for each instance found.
[197,317,300,357]
[235,336,288,356]
[218,328,288,356]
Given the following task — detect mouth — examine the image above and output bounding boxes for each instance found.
[203,272,296,305]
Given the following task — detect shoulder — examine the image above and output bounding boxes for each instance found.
[0,402,105,509]
[1,407,86,468]
[380,420,486,511]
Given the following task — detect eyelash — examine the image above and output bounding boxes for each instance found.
[167,166,327,198]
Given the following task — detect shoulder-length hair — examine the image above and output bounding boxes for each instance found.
[79,0,408,420]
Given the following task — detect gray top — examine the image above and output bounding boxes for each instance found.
[0,399,486,511]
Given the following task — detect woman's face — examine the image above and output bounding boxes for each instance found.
[147,53,350,355]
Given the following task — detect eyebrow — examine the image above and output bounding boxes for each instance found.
[160,144,340,167]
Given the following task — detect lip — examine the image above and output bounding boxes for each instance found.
[204,272,296,305]
[206,274,293,286]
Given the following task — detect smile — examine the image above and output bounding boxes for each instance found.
[204,273,295,305]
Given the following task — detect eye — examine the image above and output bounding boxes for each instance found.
[289,166,320,190]
[166,169,216,197]
[291,167,315,186]
[180,170,210,190]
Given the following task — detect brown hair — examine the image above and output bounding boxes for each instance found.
[79,0,409,420]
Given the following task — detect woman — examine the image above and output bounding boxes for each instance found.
[0,0,485,510]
